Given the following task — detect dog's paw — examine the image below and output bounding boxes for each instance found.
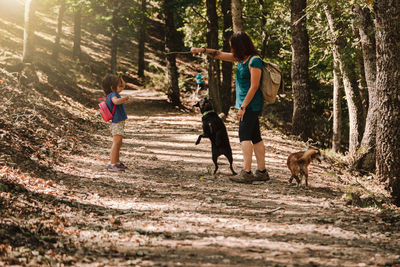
[195,141,200,145]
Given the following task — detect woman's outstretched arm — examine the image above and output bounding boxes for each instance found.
[191,47,236,62]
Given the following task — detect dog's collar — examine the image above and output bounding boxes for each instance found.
[202,110,215,116]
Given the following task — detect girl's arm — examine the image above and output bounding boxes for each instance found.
[191,47,236,62]
[112,95,129,105]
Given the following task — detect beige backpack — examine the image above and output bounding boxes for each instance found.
[250,56,283,104]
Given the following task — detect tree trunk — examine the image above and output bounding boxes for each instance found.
[206,0,222,114]
[221,0,233,115]
[73,6,82,60]
[52,0,65,60]
[352,6,377,171]
[110,8,119,74]
[291,0,312,141]
[325,5,365,155]
[23,0,37,63]
[375,0,400,206]
[137,0,146,78]
[332,53,342,153]
[258,0,268,59]
[164,6,180,106]
[353,25,369,106]
[231,0,244,32]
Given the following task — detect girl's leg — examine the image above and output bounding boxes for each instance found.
[240,140,253,172]
[110,134,123,164]
[253,140,266,171]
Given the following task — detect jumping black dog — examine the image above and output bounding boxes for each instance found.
[194,98,236,175]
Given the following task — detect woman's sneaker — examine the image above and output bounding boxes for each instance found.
[254,169,270,181]
[108,164,125,172]
[229,170,256,184]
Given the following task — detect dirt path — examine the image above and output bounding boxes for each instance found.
[18,89,399,266]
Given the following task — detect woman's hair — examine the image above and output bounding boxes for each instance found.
[229,31,258,61]
[102,74,122,95]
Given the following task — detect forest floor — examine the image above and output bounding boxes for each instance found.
[1,88,400,266]
[1,1,400,266]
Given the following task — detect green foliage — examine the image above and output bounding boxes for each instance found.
[85,0,140,35]
[36,0,370,150]
[177,0,371,149]
[179,1,207,48]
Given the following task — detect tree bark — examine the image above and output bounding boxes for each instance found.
[221,0,233,115]
[258,0,268,59]
[110,8,119,74]
[352,6,377,171]
[73,6,82,60]
[325,5,365,155]
[23,0,37,63]
[231,0,244,32]
[164,5,180,106]
[332,53,342,153]
[137,0,146,78]
[353,25,369,105]
[206,0,222,114]
[375,0,400,206]
[291,0,312,141]
[52,0,65,60]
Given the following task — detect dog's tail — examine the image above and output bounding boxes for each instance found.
[297,149,319,164]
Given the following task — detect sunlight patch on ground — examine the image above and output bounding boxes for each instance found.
[124,129,239,146]
[0,0,24,9]
[124,138,204,150]
[0,28,23,48]
[80,32,111,60]
[154,236,347,260]
[125,89,167,100]
[35,30,56,43]
[36,11,57,27]
[132,150,218,164]
[127,118,201,127]
[0,17,23,31]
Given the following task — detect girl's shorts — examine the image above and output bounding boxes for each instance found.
[111,121,125,136]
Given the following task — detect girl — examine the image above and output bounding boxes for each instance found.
[102,74,130,172]
[191,31,270,183]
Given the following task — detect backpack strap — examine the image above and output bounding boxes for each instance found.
[108,94,116,115]
[249,55,261,67]
[111,102,116,115]
[102,94,116,115]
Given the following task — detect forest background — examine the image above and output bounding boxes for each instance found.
[7,0,395,203]
[1,0,400,265]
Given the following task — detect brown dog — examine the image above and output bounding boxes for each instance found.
[287,148,321,186]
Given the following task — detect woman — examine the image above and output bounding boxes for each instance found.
[191,31,270,184]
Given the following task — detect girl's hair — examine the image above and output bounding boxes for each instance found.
[102,74,122,95]
[229,31,258,61]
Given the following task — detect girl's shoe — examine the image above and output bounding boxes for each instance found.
[108,164,125,172]
[117,162,128,169]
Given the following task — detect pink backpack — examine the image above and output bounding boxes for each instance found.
[98,95,116,122]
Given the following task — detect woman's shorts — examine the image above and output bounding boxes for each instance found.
[239,109,262,144]
[111,121,125,136]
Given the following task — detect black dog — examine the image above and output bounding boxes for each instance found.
[194,98,236,175]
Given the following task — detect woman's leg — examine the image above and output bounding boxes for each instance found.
[239,110,260,172]
[241,140,253,172]
[253,140,266,171]
[110,135,122,164]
